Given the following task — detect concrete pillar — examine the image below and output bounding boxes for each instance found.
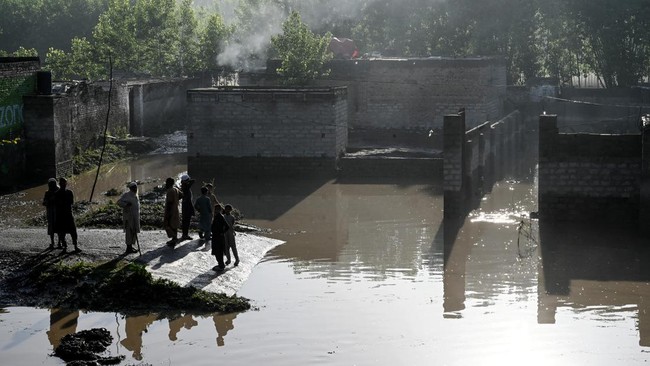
[129,85,144,136]
[640,122,650,235]
[538,114,558,219]
[444,112,466,218]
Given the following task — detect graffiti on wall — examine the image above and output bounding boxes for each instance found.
[0,75,36,138]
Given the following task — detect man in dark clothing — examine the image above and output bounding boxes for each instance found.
[54,177,80,253]
[180,174,195,241]
[43,178,60,249]
[211,204,230,271]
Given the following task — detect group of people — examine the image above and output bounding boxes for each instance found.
[42,175,240,271]
[163,174,239,271]
[42,177,81,253]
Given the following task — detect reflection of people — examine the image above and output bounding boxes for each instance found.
[121,314,157,361]
[168,314,198,341]
[223,205,239,267]
[211,204,230,271]
[164,177,181,247]
[180,174,195,241]
[213,312,238,347]
[43,178,59,249]
[46,308,79,349]
[54,177,80,253]
[194,187,212,242]
[117,182,140,254]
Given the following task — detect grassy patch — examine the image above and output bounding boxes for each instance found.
[73,143,131,175]
[24,260,250,313]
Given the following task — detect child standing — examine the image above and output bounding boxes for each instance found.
[223,204,240,267]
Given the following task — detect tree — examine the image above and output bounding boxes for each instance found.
[178,0,201,75]
[271,11,332,85]
[566,0,650,87]
[198,12,229,72]
[93,0,138,73]
[134,0,180,76]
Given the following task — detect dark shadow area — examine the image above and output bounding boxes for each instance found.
[186,266,233,290]
[538,220,650,346]
[136,240,202,269]
[186,174,333,222]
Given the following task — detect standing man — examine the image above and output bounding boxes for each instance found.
[54,177,80,253]
[164,177,182,247]
[117,182,141,254]
[180,174,195,241]
[211,204,230,271]
[43,178,60,249]
[194,186,213,242]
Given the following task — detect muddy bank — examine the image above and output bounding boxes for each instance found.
[0,251,250,314]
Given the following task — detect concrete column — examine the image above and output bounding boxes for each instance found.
[23,95,57,180]
[538,114,558,219]
[444,112,466,218]
[640,122,650,235]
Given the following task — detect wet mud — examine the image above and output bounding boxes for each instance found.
[55,328,124,365]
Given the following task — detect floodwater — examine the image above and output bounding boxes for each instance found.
[2,150,650,365]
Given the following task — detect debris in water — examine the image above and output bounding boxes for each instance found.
[54,328,124,365]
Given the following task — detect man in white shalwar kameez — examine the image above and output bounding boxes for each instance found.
[117,182,141,254]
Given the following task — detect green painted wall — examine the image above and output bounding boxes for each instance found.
[0,74,36,138]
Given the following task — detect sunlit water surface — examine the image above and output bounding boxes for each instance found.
[2,156,650,365]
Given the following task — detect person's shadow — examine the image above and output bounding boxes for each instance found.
[136,240,202,269]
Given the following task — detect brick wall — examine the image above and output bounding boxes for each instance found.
[538,114,642,223]
[187,86,347,157]
[64,81,130,150]
[128,77,209,136]
[187,86,348,177]
[246,57,506,135]
[444,110,523,218]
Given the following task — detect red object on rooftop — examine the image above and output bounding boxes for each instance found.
[329,37,359,59]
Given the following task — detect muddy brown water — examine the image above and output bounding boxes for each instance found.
[2,153,650,365]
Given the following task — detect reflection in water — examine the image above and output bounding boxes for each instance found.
[0,154,187,227]
[4,138,650,364]
[213,312,238,347]
[120,314,157,360]
[539,221,650,346]
[168,314,198,341]
[46,308,79,349]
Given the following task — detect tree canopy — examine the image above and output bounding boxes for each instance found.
[1,0,649,87]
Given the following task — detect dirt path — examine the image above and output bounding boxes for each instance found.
[0,228,284,298]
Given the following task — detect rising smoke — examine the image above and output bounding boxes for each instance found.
[198,0,372,71]
[201,0,445,71]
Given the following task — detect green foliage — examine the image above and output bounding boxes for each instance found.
[271,11,332,85]
[198,12,229,72]
[72,143,130,175]
[178,0,201,75]
[0,0,107,57]
[6,0,650,85]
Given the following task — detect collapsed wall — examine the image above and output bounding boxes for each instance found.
[187,86,348,178]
